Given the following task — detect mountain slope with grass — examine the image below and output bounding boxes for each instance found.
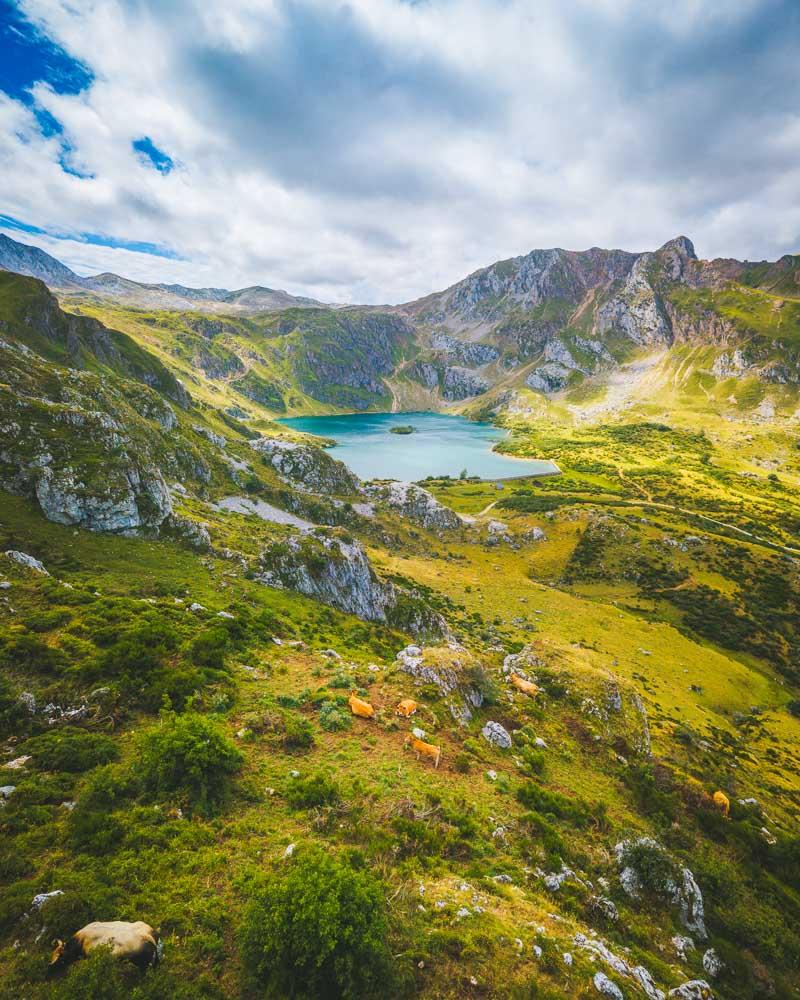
[0,237,799,1000]
[4,232,800,420]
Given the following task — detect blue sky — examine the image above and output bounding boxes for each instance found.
[0,0,798,302]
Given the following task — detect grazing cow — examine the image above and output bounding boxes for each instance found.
[395,699,418,718]
[49,921,161,973]
[348,692,375,719]
[712,790,730,818]
[510,673,539,697]
[405,735,441,768]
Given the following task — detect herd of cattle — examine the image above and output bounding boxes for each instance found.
[45,673,732,975]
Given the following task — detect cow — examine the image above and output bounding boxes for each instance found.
[712,790,730,818]
[405,735,441,768]
[49,921,161,974]
[510,673,539,696]
[348,692,375,719]
[395,699,418,718]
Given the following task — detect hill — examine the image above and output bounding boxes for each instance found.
[0,244,799,1000]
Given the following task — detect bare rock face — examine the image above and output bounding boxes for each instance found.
[258,533,392,621]
[442,366,491,400]
[395,644,484,723]
[429,331,499,366]
[257,533,442,638]
[251,437,360,494]
[34,464,172,533]
[364,481,462,532]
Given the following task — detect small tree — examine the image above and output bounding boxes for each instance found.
[137,712,242,815]
[241,847,393,999]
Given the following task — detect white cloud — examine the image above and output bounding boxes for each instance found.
[2,0,799,303]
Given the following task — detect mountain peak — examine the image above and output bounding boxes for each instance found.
[658,235,696,259]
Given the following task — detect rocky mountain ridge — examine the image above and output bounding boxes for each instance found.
[3,232,800,414]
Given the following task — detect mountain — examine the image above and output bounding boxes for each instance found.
[1,235,800,1000]
[0,233,86,288]
[0,233,325,313]
[394,235,800,405]
[4,231,800,419]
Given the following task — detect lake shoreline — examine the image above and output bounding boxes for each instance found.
[277,411,559,482]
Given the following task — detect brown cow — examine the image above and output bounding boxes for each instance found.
[395,699,418,718]
[49,921,161,973]
[348,692,375,719]
[510,673,539,696]
[712,790,730,818]
[405,735,441,768]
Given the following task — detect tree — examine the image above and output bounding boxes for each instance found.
[240,846,393,999]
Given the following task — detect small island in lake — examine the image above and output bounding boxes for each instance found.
[389,424,415,435]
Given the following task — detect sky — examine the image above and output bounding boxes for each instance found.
[0,0,799,304]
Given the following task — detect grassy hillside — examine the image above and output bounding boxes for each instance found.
[1,268,799,1000]
[2,407,800,998]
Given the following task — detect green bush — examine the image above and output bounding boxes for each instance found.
[282,712,315,750]
[516,782,605,829]
[137,713,242,815]
[285,772,341,810]
[240,846,393,998]
[617,840,679,898]
[318,700,351,732]
[0,629,68,674]
[22,729,118,773]
[67,765,136,853]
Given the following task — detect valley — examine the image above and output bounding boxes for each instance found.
[0,233,799,1000]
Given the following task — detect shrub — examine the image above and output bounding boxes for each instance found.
[452,752,472,774]
[240,846,393,999]
[519,746,546,777]
[22,729,118,773]
[84,621,208,710]
[184,627,229,670]
[282,712,315,750]
[466,663,501,705]
[285,772,341,810]
[618,840,679,898]
[0,629,68,674]
[0,674,28,738]
[67,765,136,853]
[516,782,605,829]
[137,713,242,815]
[318,700,351,732]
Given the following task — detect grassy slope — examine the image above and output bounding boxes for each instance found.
[1,278,800,998]
[2,400,800,998]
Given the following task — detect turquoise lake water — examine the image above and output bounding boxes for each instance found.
[277,412,559,481]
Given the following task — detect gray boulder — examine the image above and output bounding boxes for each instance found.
[482,721,512,749]
[668,982,714,1000]
[594,973,624,1000]
[702,949,723,979]
[4,550,49,575]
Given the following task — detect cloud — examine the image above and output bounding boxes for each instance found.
[0,0,798,303]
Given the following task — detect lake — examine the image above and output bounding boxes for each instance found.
[277,411,559,481]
